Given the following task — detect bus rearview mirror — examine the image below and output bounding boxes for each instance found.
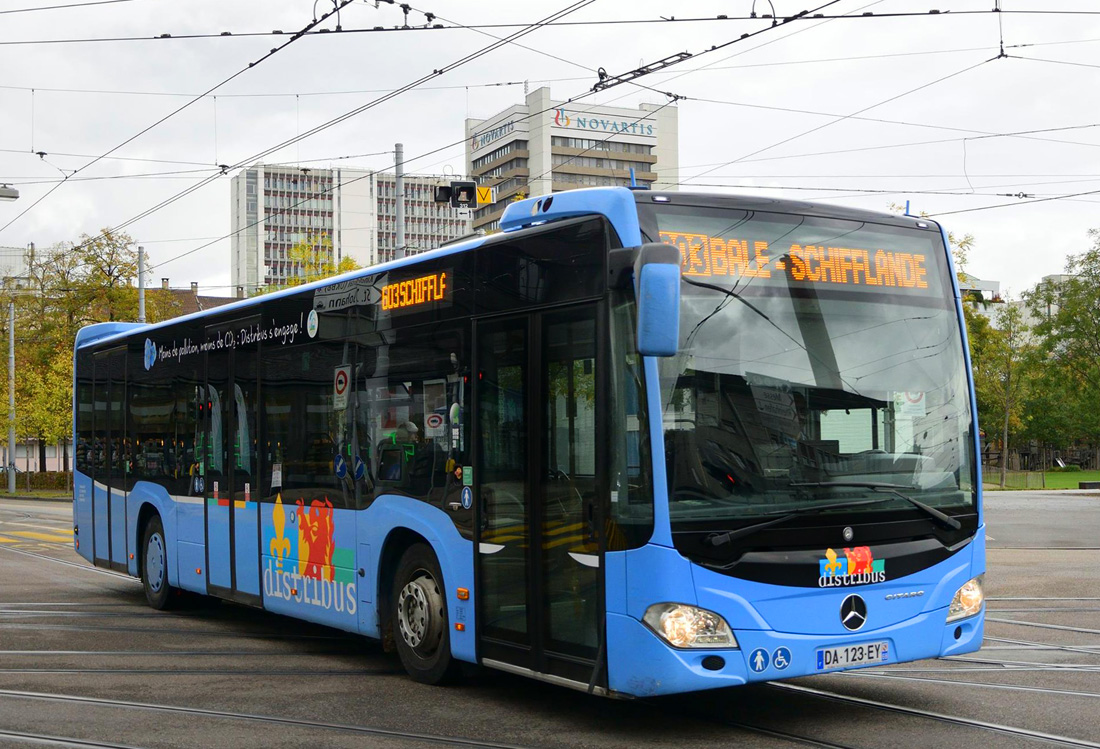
[633,243,681,357]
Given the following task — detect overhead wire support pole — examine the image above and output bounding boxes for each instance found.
[7,300,14,495]
[137,245,145,323]
[395,143,405,259]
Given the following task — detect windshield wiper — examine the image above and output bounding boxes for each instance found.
[704,496,902,547]
[790,481,962,531]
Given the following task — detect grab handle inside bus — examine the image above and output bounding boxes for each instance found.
[633,242,681,357]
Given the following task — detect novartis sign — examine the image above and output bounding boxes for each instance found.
[552,108,656,137]
[470,121,516,151]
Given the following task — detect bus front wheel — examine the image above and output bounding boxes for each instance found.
[141,515,175,610]
[392,543,459,684]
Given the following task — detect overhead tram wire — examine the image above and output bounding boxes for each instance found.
[151,4,863,272]
[55,1,597,258]
[674,55,1001,188]
[7,35,1100,100]
[0,0,138,14]
[10,8,1100,46]
[0,0,358,236]
[929,187,1100,216]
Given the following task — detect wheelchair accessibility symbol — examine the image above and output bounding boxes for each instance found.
[772,647,791,671]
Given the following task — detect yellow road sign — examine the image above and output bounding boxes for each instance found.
[476,185,494,206]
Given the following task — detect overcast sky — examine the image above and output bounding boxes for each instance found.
[1,0,1098,299]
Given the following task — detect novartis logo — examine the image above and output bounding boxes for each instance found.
[553,108,571,127]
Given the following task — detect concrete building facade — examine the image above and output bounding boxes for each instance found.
[465,87,679,233]
[231,165,472,291]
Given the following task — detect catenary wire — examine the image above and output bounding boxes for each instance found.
[6,36,1099,100]
[7,8,1100,46]
[36,1,597,260]
[0,0,138,14]
[53,0,822,269]
[0,0,358,235]
[675,55,998,187]
[147,2,868,271]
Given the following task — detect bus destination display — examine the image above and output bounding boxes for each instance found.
[659,230,931,291]
[380,271,450,312]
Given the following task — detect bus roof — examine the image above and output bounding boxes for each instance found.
[77,187,941,351]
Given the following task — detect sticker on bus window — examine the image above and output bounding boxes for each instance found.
[272,463,283,489]
[893,391,926,418]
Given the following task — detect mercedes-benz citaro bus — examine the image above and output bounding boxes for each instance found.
[72,187,984,697]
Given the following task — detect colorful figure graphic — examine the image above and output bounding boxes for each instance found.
[296,497,335,581]
[844,546,875,575]
[818,546,886,584]
[269,494,291,570]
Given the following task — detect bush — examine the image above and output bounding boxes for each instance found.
[1050,465,1082,473]
[0,471,72,491]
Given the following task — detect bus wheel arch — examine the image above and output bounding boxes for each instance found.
[140,512,176,610]
[135,502,160,580]
[378,527,431,653]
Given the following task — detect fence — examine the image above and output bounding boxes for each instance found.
[982,466,1045,490]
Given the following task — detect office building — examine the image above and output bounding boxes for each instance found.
[465,86,679,233]
[230,165,472,291]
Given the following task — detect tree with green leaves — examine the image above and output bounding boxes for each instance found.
[278,232,361,289]
[1025,230,1100,469]
[1,230,180,472]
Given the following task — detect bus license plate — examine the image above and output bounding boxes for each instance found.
[816,641,889,671]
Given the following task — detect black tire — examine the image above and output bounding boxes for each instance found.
[392,543,460,685]
[141,515,175,610]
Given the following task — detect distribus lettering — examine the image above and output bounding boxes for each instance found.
[660,231,930,290]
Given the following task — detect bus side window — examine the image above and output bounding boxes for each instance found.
[360,322,468,513]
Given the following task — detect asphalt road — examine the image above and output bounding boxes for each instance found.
[0,493,1097,748]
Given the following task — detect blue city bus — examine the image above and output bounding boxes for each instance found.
[71,187,984,696]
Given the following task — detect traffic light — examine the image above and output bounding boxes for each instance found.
[450,181,477,209]
[433,184,452,203]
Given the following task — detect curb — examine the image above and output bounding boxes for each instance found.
[0,495,71,503]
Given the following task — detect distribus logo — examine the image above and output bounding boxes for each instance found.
[143,339,157,370]
[818,546,886,587]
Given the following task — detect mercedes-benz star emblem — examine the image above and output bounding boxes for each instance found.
[842,526,854,542]
[840,594,867,631]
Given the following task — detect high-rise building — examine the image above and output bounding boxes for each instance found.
[230,165,472,291]
[465,86,679,233]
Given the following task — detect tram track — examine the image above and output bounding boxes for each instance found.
[0,728,145,748]
[0,689,537,748]
[841,669,1100,700]
[769,681,1100,748]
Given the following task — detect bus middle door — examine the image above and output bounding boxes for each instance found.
[475,304,606,688]
[202,321,261,604]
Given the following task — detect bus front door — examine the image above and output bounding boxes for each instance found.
[202,321,261,604]
[475,305,606,688]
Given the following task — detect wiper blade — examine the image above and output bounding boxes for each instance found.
[705,496,899,547]
[791,481,962,531]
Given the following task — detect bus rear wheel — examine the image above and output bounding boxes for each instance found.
[141,515,175,610]
[392,543,459,684]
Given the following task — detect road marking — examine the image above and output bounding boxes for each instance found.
[986,534,996,541]
[2,531,73,543]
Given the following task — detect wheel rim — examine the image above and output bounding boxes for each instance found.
[397,570,443,654]
[146,532,165,593]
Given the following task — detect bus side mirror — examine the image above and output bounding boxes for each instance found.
[633,243,681,357]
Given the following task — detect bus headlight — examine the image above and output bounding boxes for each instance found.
[947,575,984,622]
[643,603,738,649]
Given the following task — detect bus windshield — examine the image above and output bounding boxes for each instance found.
[653,205,976,529]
